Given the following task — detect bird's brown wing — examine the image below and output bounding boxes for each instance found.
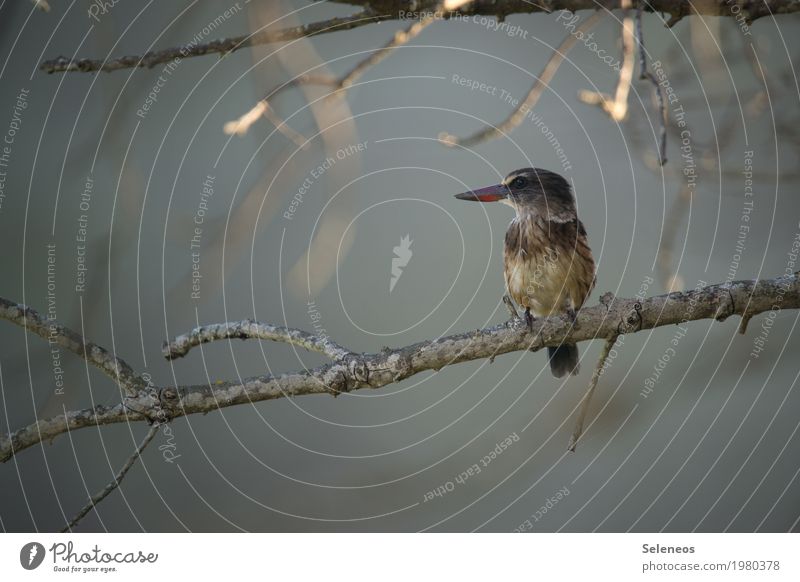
[558,218,596,310]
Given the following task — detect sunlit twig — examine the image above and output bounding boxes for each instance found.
[578,0,634,122]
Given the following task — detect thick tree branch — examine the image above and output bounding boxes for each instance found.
[0,297,146,396]
[2,400,150,465]
[2,273,797,464]
[327,0,799,23]
[39,1,800,74]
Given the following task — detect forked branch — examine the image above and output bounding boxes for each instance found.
[0,297,146,396]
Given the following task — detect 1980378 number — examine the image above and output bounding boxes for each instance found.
[734,560,780,571]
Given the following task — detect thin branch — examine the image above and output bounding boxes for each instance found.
[0,297,145,396]
[61,423,160,532]
[3,273,798,464]
[636,3,668,165]
[569,334,618,451]
[578,0,634,122]
[223,74,336,136]
[439,10,606,147]
[40,10,393,73]
[223,99,310,148]
[339,13,437,89]
[162,319,353,361]
[253,100,308,149]
[225,8,438,136]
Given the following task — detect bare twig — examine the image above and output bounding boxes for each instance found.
[569,335,618,451]
[61,424,160,532]
[225,8,438,136]
[0,297,145,396]
[256,98,307,149]
[223,99,309,147]
[339,13,437,89]
[439,10,606,147]
[578,0,634,121]
[3,273,798,464]
[223,100,273,137]
[162,319,353,361]
[444,0,476,9]
[636,3,668,165]
[222,74,336,136]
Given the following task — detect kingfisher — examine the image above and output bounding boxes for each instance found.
[455,168,596,377]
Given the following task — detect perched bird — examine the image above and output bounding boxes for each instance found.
[455,168,596,377]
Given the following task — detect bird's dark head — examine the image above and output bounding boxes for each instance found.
[454,168,576,222]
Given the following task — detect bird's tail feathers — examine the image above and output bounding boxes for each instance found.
[548,344,580,378]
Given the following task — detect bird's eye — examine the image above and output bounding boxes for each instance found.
[511,177,527,189]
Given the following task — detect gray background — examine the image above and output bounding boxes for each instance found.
[0,1,799,532]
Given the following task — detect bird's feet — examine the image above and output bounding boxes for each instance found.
[566,307,577,325]
[525,307,535,332]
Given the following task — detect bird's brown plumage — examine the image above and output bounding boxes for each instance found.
[503,213,595,318]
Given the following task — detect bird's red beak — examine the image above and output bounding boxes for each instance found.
[454,184,507,202]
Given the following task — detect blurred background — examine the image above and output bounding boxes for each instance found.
[1,0,799,532]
